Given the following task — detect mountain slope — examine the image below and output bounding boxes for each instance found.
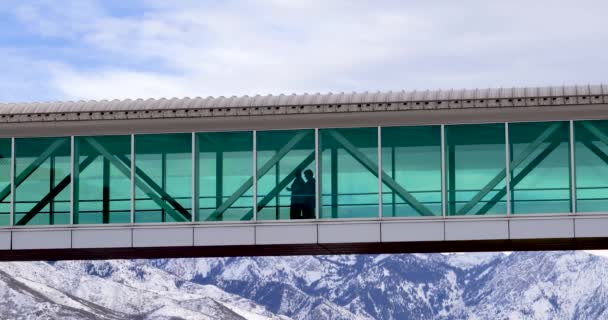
[0,251,607,319]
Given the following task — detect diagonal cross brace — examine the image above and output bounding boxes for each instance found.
[475,141,561,215]
[327,130,434,216]
[208,131,310,220]
[15,154,97,225]
[458,122,562,215]
[0,139,66,203]
[239,151,315,221]
[85,137,190,222]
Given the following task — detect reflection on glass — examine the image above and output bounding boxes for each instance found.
[509,121,571,214]
[134,133,192,223]
[445,124,506,215]
[74,135,131,224]
[319,127,378,219]
[14,137,71,225]
[257,129,315,220]
[0,139,10,225]
[197,131,253,221]
[575,120,608,212]
[382,126,442,217]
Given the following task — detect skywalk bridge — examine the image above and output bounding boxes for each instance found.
[1,85,608,260]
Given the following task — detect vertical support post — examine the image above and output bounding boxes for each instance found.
[570,120,577,213]
[72,136,79,225]
[378,126,382,219]
[505,123,511,215]
[102,157,110,224]
[50,153,55,225]
[441,125,446,218]
[253,130,257,221]
[10,137,15,226]
[161,151,166,222]
[130,134,135,224]
[330,146,338,218]
[315,128,319,219]
[192,132,198,223]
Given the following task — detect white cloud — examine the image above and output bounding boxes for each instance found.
[2,0,608,101]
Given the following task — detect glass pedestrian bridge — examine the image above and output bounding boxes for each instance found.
[1,85,608,260]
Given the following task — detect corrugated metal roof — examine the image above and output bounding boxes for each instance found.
[0,84,606,123]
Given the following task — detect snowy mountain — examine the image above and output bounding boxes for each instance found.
[0,251,606,319]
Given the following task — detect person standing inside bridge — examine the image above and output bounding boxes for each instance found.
[287,169,306,219]
[303,169,316,219]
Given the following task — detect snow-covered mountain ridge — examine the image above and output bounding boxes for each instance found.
[0,251,606,319]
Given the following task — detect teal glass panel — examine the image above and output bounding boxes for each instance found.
[0,139,10,225]
[134,134,191,223]
[509,121,571,214]
[382,126,442,217]
[74,135,131,224]
[319,127,378,219]
[14,137,71,225]
[197,131,253,221]
[445,124,506,215]
[257,129,315,220]
[574,120,608,212]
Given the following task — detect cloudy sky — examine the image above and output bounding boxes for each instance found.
[0,0,607,103]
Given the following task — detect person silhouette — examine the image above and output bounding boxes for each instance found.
[303,169,316,219]
[287,169,305,219]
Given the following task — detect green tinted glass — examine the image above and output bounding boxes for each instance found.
[509,121,571,214]
[319,127,378,219]
[134,133,191,223]
[257,129,315,220]
[14,137,71,225]
[382,126,441,217]
[197,131,253,221]
[575,120,608,212]
[445,124,506,215]
[0,139,10,225]
[74,135,131,224]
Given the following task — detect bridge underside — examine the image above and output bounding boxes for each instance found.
[2,216,608,261]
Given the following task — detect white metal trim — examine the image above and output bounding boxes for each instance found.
[130,134,135,224]
[253,130,257,222]
[441,125,446,217]
[570,120,576,213]
[10,137,15,226]
[315,128,319,220]
[505,123,511,215]
[191,132,198,223]
[70,136,75,225]
[378,126,383,219]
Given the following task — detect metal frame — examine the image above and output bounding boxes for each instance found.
[378,126,382,219]
[569,120,577,213]
[505,123,511,215]
[5,118,606,231]
[441,125,446,217]
[253,130,257,222]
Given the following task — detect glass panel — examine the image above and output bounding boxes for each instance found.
[445,124,506,215]
[509,121,571,214]
[0,139,10,226]
[134,133,191,223]
[319,127,378,219]
[14,137,71,225]
[382,126,442,217]
[257,129,315,220]
[197,131,253,221]
[575,120,608,212]
[74,135,131,224]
